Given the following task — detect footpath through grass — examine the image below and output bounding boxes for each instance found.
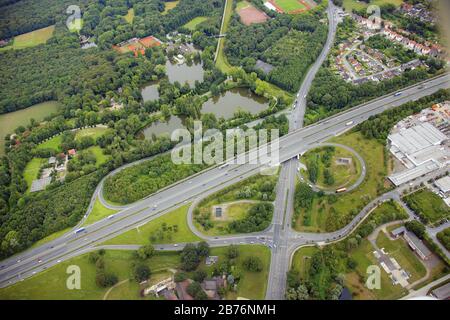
[215,0,234,73]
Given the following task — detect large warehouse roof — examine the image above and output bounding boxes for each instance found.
[389,122,447,156]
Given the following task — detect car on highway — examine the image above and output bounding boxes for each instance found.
[394,91,402,97]
[74,227,86,234]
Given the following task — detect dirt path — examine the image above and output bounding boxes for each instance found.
[103,279,129,300]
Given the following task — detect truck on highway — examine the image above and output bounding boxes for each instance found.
[345,121,354,126]
[74,227,86,234]
[219,163,228,169]
[336,188,347,193]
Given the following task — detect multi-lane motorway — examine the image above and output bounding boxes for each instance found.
[0,0,449,296]
[266,1,339,299]
[0,71,449,289]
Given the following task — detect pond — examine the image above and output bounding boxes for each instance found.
[202,88,269,119]
[165,60,204,86]
[142,115,186,139]
[141,82,159,102]
[141,88,269,139]
[0,101,61,156]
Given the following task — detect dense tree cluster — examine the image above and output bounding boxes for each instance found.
[228,202,273,233]
[180,242,210,271]
[358,89,450,141]
[0,0,90,39]
[224,6,327,92]
[437,228,450,251]
[0,170,103,258]
[103,153,208,204]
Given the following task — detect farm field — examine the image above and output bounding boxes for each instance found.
[0,101,61,156]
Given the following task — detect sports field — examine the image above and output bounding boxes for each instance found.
[271,0,312,14]
[237,1,269,26]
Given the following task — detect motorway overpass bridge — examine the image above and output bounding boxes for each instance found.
[0,74,448,289]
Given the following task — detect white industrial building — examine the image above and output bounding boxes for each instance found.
[435,175,450,196]
[388,122,449,186]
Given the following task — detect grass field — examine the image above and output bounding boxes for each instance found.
[215,0,234,73]
[36,134,63,152]
[376,231,427,284]
[202,245,271,299]
[124,8,134,23]
[294,131,388,232]
[23,158,47,191]
[199,201,258,236]
[102,204,201,245]
[346,238,408,299]
[236,0,251,10]
[291,246,318,280]
[86,145,110,167]
[275,0,307,13]
[343,0,403,12]
[83,198,118,226]
[162,1,179,15]
[9,25,55,50]
[403,189,450,225]
[75,127,109,141]
[183,16,209,30]
[0,250,180,300]
[300,145,362,191]
[0,101,60,156]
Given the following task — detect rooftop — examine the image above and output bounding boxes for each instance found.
[430,282,450,300]
[435,175,450,193]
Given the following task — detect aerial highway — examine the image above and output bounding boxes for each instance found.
[0,72,449,288]
[265,1,339,299]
